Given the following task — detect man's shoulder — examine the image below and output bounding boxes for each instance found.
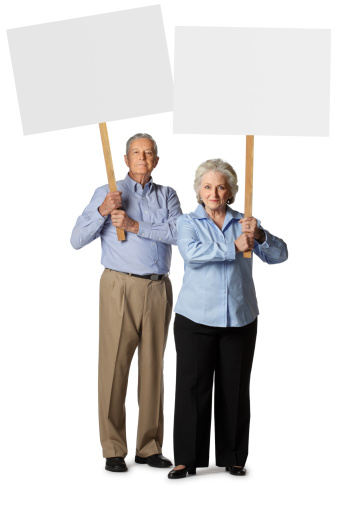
[151,182,178,198]
[93,181,125,195]
[95,183,110,193]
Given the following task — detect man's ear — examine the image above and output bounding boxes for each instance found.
[154,156,159,168]
[124,154,129,167]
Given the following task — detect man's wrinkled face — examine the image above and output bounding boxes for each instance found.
[124,138,159,182]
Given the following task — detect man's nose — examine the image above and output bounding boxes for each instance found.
[139,151,146,159]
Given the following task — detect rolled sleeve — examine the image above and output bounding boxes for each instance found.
[136,188,182,245]
[70,188,108,249]
[254,228,288,264]
[177,216,236,267]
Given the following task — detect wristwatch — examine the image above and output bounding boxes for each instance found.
[256,227,266,243]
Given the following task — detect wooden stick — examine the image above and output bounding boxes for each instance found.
[243,135,254,258]
[99,123,125,241]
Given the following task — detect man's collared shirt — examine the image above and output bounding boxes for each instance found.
[174,204,288,328]
[71,174,182,275]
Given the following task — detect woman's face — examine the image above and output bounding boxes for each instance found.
[199,171,231,214]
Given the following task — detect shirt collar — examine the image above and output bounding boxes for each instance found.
[191,204,242,230]
[124,173,153,193]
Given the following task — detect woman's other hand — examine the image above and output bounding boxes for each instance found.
[234,233,255,253]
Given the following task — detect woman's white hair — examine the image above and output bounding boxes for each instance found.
[194,158,239,205]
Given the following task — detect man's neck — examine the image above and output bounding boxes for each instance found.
[128,172,151,189]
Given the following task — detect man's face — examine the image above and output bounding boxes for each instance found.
[124,138,159,183]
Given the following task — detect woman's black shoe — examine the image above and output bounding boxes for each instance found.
[168,466,196,479]
[226,466,246,476]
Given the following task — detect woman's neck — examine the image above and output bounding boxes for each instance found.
[205,206,226,230]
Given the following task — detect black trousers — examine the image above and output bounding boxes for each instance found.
[173,313,257,468]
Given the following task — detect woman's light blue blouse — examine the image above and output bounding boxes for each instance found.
[174,204,288,328]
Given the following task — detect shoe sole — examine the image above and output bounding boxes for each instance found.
[147,462,172,468]
[168,470,196,479]
[225,467,246,476]
[135,456,172,468]
[105,466,128,472]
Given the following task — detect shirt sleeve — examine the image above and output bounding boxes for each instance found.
[137,187,182,245]
[177,216,236,268]
[253,228,288,264]
[70,187,109,250]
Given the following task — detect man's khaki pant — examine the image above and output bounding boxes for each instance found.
[98,269,173,459]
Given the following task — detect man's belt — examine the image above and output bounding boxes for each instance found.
[110,269,168,281]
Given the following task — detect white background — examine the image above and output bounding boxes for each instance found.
[1,1,337,506]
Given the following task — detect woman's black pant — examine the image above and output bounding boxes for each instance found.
[173,313,257,468]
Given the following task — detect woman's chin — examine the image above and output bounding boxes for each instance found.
[206,203,225,212]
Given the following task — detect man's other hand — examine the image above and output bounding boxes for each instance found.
[111,210,139,234]
[98,191,123,217]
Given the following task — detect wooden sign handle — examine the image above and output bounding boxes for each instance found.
[99,123,125,241]
[243,135,254,258]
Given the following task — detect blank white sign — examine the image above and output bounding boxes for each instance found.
[7,6,173,135]
[174,27,331,136]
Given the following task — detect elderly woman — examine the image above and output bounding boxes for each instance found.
[168,159,288,479]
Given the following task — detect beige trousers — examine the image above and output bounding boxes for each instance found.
[98,269,173,458]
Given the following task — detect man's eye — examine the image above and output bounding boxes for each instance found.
[205,185,210,189]
[218,186,225,190]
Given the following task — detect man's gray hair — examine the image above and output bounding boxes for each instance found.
[126,133,158,158]
[194,158,239,205]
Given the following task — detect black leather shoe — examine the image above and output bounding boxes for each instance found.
[226,466,246,476]
[105,457,128,472]
[168,466,196,479]
[135,454,173,468]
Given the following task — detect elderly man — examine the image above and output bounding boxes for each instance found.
[71,133,182,472]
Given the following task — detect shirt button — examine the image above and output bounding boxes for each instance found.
[155,260,157,264]
[142,233,145,236]
[152,242,155,246]
[159,237,162,240]
[99,220,102,223]
[143,197,146,200]
[145,211,148,214]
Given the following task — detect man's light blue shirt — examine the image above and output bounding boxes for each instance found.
[174,204,288,328]
[71,174,182,275]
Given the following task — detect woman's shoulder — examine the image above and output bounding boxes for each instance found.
[177,209,203,225]
[177,206,244,227]
[227,205,244,220]
[177,212,195,220]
